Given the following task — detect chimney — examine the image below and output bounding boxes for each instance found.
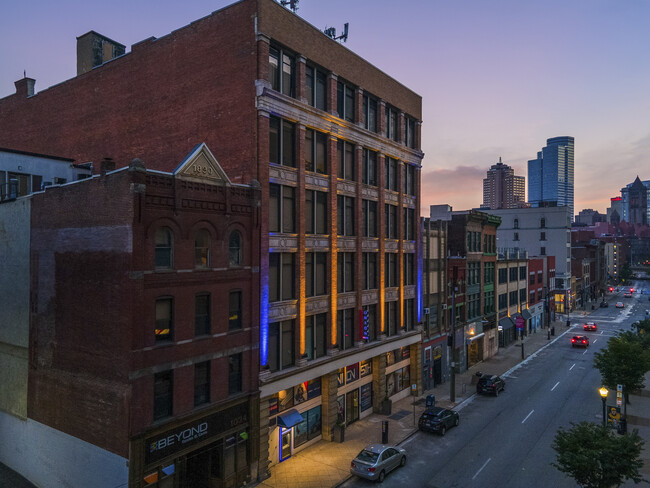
[77,31,126,75]
[14,77,36,98]
[100,158,116,176]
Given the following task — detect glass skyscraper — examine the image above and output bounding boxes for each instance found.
[528,136,574,220]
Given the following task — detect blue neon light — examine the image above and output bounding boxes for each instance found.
[261,274,269,366]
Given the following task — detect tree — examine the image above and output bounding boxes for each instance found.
[552,421,646,488]
[593,334,650,414]
[619,263,633,283]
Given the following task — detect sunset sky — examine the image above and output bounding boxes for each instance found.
[2,0,649,215]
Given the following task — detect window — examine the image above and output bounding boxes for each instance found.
[484,291,494,314]
[195,229,210,268]
[337,140,355,181]
[337,80,355,122]
[386,106,399,142]
[514,232,519,241]
[306,65,327,110]
[404,207,415,240]
[530,291,536,304]
[405,116,417,148]
[155,297,173,342]
[541,246,546,255]
[529,273,535,286]
[384,157,398,191]
[498,268,508,284]
[498,293,507,310]
[229,231,242,266]
[306,190,327,235]
[540,218,546,228]
[154,370,173,420]
[337,195,355,236]
[305,313,327,360]
[519,288,527,304]
[337,252,355,293]
[305,129,327,174]
[270,184,295,233]
[362,149,377,186]
[268,320,295,372]
[509,290,518,305]
[513,218,519,229]
[509,267,518,282]
[404,164,415,196]
[362,94,378,132]
[362,200,377,237]
[337,309,354,350]
[269,253,295,302]
[385,301,398,336]
[195,294,210,336]
[467,293,480,320]
[540,232,546,241]
[467,262,480,286]
[306,253,327,297]
[385,253,398,287]
[484,263,495,284]
[228,353,242,395]
[403,253,414,285]
[269,46,294,97]
[385,204,398,239]
[519,266,526,280]
[269,117,295,167]
[362,252,377,290]
[404,298,415,330]
[294,405,322,447]
[229,291,242,330]
[538,271,543,283]
[154,227,173,269]
[194,361,210,407]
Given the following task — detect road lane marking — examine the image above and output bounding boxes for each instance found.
[569,363,576,370]
[583,349,589,355]
[551,382,560,391]
[472,458,491,480]
[593,339,597,344]
[522,410,535,424]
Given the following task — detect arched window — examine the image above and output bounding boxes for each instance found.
[155,227,173,269]
[195,229,211,268]
[513,218,519,229]
[540,218,546,229]
[229,231,242,266]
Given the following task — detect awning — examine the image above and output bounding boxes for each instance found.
[499,317,515,330]
[522,310,532,320]
[277,409,304,428]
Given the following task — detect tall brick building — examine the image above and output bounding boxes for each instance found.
[0,0,424,485]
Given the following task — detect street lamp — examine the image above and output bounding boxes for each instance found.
[599,386,608,427]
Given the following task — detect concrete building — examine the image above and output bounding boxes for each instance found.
[486,207,572,311]
[0,0,424,482]
[527,136,575,221]
[621,176,649,225]
[481,158,525,210]
[0,153,261,488]
[576,208,605,226]
[495,248,528,346]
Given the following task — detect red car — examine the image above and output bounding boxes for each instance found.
[583,322,597,331]
[571,335,589,348]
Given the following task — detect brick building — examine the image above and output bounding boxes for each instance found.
[0,0,424,483]
[0,152,261,487]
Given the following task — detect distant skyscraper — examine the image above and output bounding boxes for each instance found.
[481,157,525,209]
[621,176,649,225]
[527,136,575,220]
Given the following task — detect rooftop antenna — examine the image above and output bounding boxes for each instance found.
[323,22,349,43]
[279,0,299,13]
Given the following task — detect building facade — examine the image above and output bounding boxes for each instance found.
[481,158,525,210]
[527,136,575,220]
[0,0,425,482]
[621,176,649,225]
[495,249,528,346]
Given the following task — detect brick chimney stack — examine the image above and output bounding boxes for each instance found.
[14,77,35,98]
[77,31,126,76]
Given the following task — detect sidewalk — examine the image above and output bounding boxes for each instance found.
[257,320,569,488]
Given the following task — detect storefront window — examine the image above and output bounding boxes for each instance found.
[277,387,294,413]
[360,383,373,412]
[293,406,322,447]
[387,366,411,397]
[224,436,236,478]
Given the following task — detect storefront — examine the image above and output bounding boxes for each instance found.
[465,323,484,368]
[498,316,516,347]
[385,347,412,402]
[422,342,444,390]
[337,359,374,424]
[136,401,250,488]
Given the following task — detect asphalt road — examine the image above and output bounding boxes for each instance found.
[343,281,650,488]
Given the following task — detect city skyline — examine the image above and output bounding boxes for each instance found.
[2,0,650,214]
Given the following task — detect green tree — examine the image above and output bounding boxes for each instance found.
[594,334,650,414]
[552,421,646,488]
[619,263,633,283]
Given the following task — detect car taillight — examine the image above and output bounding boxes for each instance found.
[351,462,355,468]
[583,340,587,344]
[367,467,376,473]
[572,339,576,343]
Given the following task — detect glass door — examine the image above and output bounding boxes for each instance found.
[280,428,292,461]
[346,390,359,424]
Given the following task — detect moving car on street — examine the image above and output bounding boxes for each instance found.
[476,374,506,396]
[350,444,406,482]
[600,301,608,308]
[418,407,460,436]
[616,302,625,308]
[571,335,589,348]
[583,322,597,331]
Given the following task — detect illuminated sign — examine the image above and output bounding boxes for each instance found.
[360,309,369,340]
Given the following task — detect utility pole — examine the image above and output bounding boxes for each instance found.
[449,279,458,403]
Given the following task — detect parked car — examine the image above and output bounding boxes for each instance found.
[615,302,625,308]
[350,444,406,482]
[600,301,608,308]
[418,407,460,435]
[583,322,598,331]
[571,335,589,348]
[476,374,506,396]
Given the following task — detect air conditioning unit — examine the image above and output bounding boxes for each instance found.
[442,304,448,310]
[423,308,430,314]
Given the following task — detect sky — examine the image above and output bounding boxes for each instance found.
[2,0,649,215]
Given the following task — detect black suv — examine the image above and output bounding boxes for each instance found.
[476,374,505,396]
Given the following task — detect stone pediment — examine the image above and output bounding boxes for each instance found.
[174,143,231,185]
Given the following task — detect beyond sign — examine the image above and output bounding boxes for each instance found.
[150,422,208,453]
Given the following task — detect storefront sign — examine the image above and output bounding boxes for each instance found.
[360,359,372,378]
[145,404,248,465]
[307,378,321,399]
[346,363,359,383]
[294,382,308,405]
[337,368,346,387]
[515,316,525,330]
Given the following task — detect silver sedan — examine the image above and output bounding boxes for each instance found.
[350,444,407,482]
